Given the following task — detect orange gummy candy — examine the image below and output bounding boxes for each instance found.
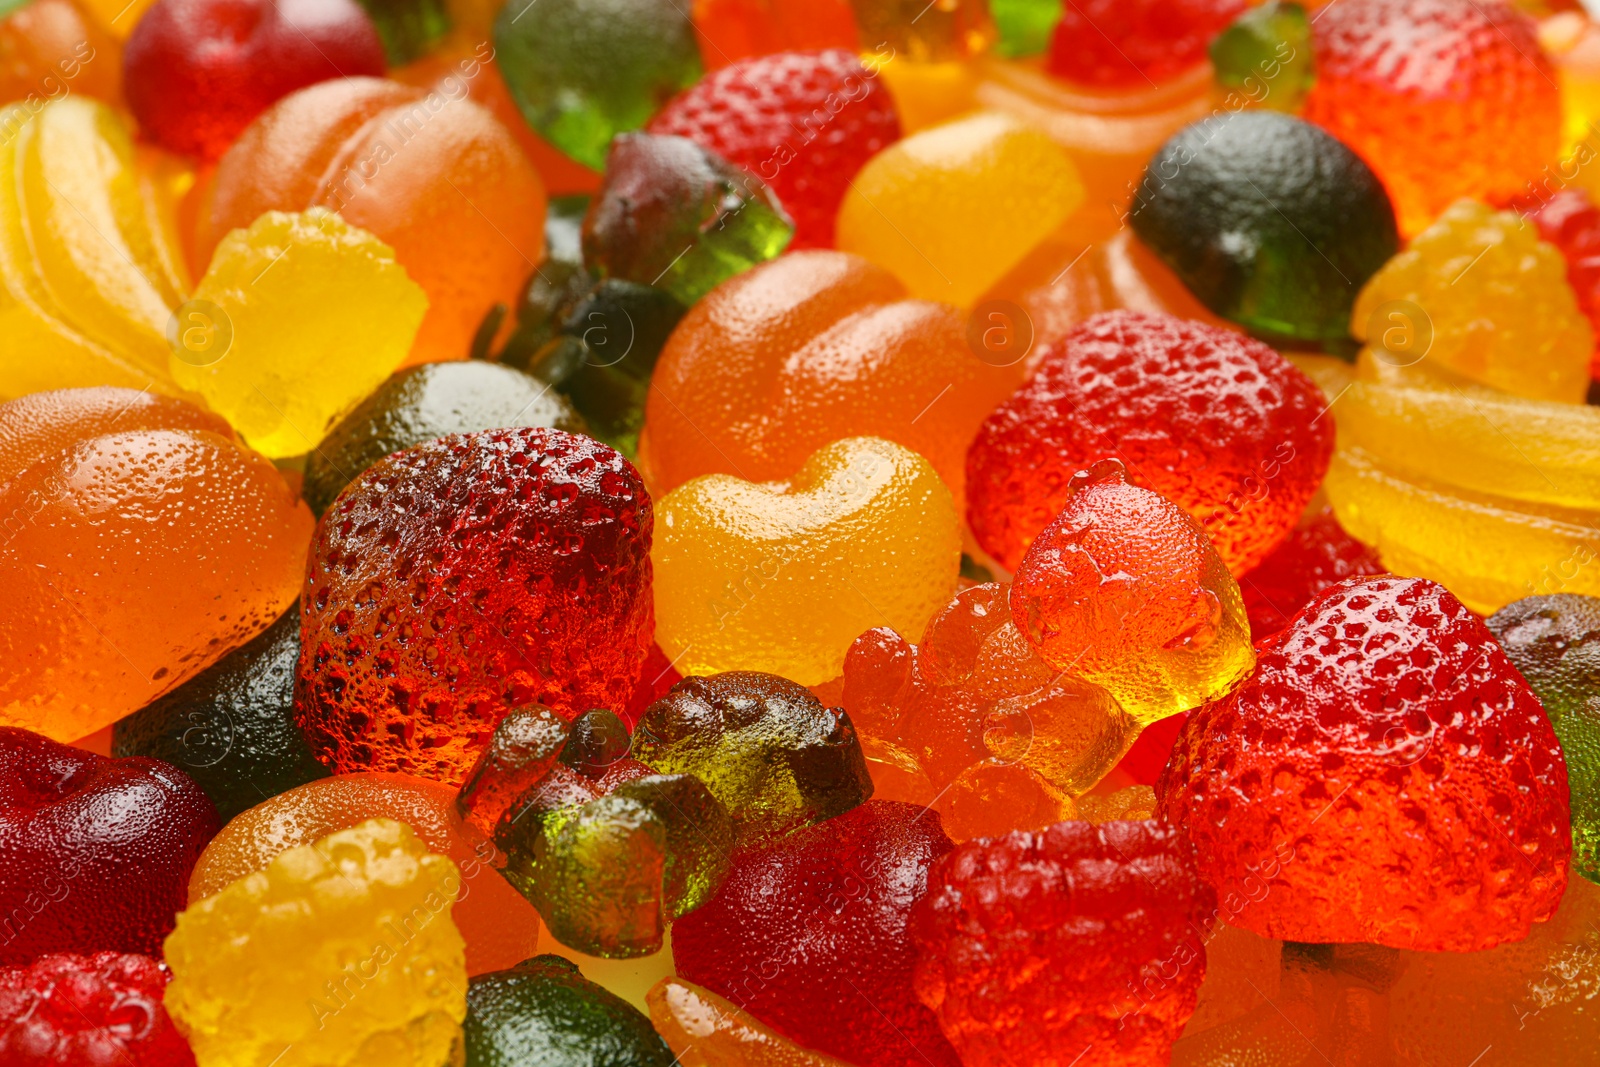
[689,0,858,70]
[640,250,1023,509]
[188,771,541,977]
[199,76,546,365]
[0,0,120,107]
[0,387,312,742]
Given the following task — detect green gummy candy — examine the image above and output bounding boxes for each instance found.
[351,0,451,66]
[465,955,675,1066]
[1210,1,1314,113]
[991,0,1061,59]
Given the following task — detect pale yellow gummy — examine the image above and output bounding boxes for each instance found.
[837,110,1083,306]
[165,818,467,1067]
[652,436,961,686]
[173,209,427,458]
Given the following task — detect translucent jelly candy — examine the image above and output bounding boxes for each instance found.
[967,310,1333,574]
[1208,0,1314,111]
[456,704,571,839]
[1487,595,1600,885]
[202,77,546,365]
[1523,187,1600,383]
[1388,875,1600,1065]
[353,0,448,63]
[652,436,960,685]
[500,771,734,957]
[582,133,792,306]
[912,821,1216,1067]
[836,111,1083,307]
[647,48,901,249]
[188,772,538,976]
[989,0,1059,58]
[633,672,873,844]
[467,955,675,1065]
[113,604,328,822]
[841,582,1139,796]
[1304,0,1561,236]
[0,0,121,108]
[123,0,385,160]
[1351,199,1591,403]
[1048,0,1245,86]
[642,251,1023,509]
[0,98,187,398]
[1159,575,1571,951]
[1130,111,1400,343]
[1325,361,1600,612]
[493,0,701,170]
[0,729,218,964]
[849,0,994,62]
[673,801,960,1067]
[648,977,854,1067]
[0,387,312,740]
[0,953,194,1067]
[1010,461,1255,725]
[166,819,468,1067]
[173,209,427,458]
[304,361,583,515]
[1237,510,1385,642]
[298,428,652,782]
[689,0,858,71]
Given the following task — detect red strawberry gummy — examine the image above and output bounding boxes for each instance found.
[1237,509,1386,643]
[1523,188,1600,382]
[1303,0,1561,235]
[296,428,654,785]
[1048,0,1247,88]
[647,49,901,249]
[1010,460,1255,725]
[0,953,194,1067]
[912,820,1216,1067]
[671,800,961,1067]
[124,0,386,161]
[1159,575,1571,952]
[966,310,1333,575]
[0,728,219,964]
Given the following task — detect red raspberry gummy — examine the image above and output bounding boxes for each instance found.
[1159,575,1571,952]
[1237,509,1386,643]
[966,310,1333,575]
[647,49,901,249]
[912,820,1216,1067]
[671,800,960,1067]
[1523,188,1600,382]
[1048,0,1247,88]
[0,953,194,1067]
[296,428,654,785]
[124,0,386,161]
[0,728,219,964]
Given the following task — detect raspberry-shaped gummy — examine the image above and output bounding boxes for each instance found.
[1304,0,1561,236]
[1522,188,1600,383]
[164,819,467,1067]
[1352,199,1591,403]
[296,427,654,784]
[1048,0,1247,88]
[912,820,1216,1067]
[1238,510,1386,642]
[966,310,1332,575]
[647,49,901,249]
[0,953,194,1067]
[1159,575,1571,951]
[1011,461,1255,725]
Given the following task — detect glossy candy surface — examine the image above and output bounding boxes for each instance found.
[466,955,675,1066]
[0,0,121,108]
[165,819,468,1067]
[1160,575,1571,950]
[648,976,854,1067]
[0,387,312,740]
[296,427,654,783]
[0,729,218,964]
[1237,510,1386,642]
[1048,0,1245,87]
[651,436,960,685]
[967,310,1333,575]
[0,952,194,1067]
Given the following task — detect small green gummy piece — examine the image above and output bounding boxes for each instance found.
[1209,1,1314,113]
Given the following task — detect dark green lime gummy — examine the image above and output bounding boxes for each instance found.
[1129,110,1399,345]
[464,955,676,1067]
[1487,595,1600,886]
[113,605,327,821]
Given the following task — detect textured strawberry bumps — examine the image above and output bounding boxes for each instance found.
[966,310,1333,575]
[647,49,901,249]
[912,820,1217,1067]
[1159,575,1571,951]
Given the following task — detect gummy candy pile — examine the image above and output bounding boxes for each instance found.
[2,0,1600,1063]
